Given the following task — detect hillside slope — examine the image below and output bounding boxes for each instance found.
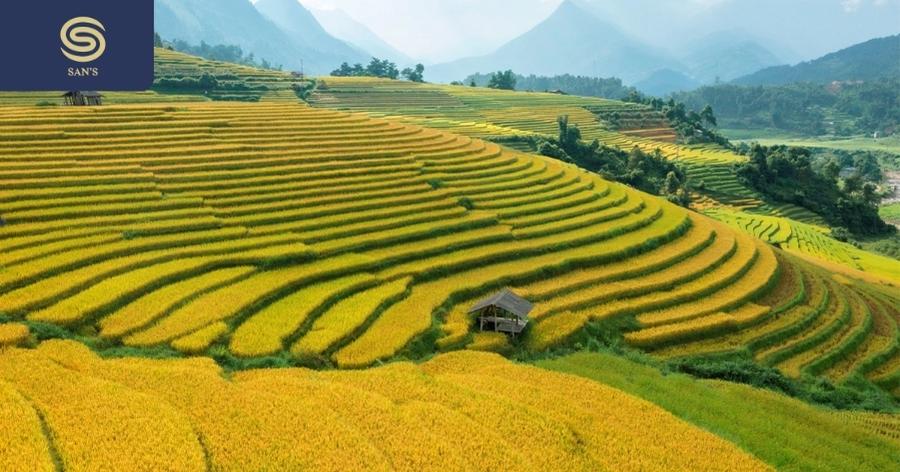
[308,77,899,283]
[0,341,768,470]
[540,351,900,471]
[735,35,900,86]
[0,98,896,394]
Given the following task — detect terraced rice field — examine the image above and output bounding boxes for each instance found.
[652,256,900,387]
[154,48,306,103]
[0,49,306,107]
[0,100,896,391]
[0,340,770,471]
[707,207,899,282]
[0,101,689,367]
[308,77,898,280]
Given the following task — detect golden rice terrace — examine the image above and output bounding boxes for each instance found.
[0,100,895,393]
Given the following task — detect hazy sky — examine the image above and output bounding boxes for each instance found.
[298,0,563,62]
[292,0,899,63]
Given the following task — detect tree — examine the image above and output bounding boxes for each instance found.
[332,58,398,79]
[198,73,218,91]
[331,62,353,77]
[469,79,477,87]
[462,73,635,100]
[736,144,893,236]
[557,115,569,144]
[401,64,425,82]
[823,159,841,182]
[487,70,516,90]
[557,115,580,148]
[154,33,163,48]
[365,58,399,79]
[700,105,718,127]
[536,115,691,207]
[663,171,690,207]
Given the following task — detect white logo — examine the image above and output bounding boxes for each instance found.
[60,17,106,63]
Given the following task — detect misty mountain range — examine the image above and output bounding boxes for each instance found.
[154,0,899,95]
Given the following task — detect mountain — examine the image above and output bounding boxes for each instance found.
[310,8,415,66]
[634,69,700,97]
[579,0,897,65]
[681,30,784,84]
[427,0,679,84]
[254,0,367,68]
[734,34,900,86]
[635,31,784,96]
[154,0,364,74]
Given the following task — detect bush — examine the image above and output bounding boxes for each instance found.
[670,356,898,412]
[830,227,852,242]
[535,117,692,206]
[457,197,475,210]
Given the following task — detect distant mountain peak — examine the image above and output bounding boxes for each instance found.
[427,0,677,83]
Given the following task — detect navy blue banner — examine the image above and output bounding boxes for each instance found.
[0,0,153,91]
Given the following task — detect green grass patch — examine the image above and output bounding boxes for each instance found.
[537,351,900,471]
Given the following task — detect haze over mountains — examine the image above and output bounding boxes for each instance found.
[428,1,678,84]
[154,0,899,93]
[426,1,789,91]
[309,8,414,66]
[155,0,366,74]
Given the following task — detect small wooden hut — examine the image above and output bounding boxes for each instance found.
[63,91,103,106]
[469,289,532,337]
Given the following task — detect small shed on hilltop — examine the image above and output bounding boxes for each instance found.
[63,91,103,106]
[469,289,532,337]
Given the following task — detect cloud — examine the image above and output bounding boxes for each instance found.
[841,0,863,11]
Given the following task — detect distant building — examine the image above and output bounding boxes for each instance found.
[62,91,103,106]
[469,289,533,337]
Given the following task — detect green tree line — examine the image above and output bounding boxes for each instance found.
[736,144,894,236]
[672,79,899,136]
[463,72,634,99]
[331,58,425,82]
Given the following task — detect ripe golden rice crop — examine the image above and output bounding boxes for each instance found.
[100,266,256,339]
[230,273,376,358]
[171,322,229,354]
[0,340,769,471]
[0,97,896,384]
[0,323,30,348]
[293,277,411,357]
[0,382,55,471]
